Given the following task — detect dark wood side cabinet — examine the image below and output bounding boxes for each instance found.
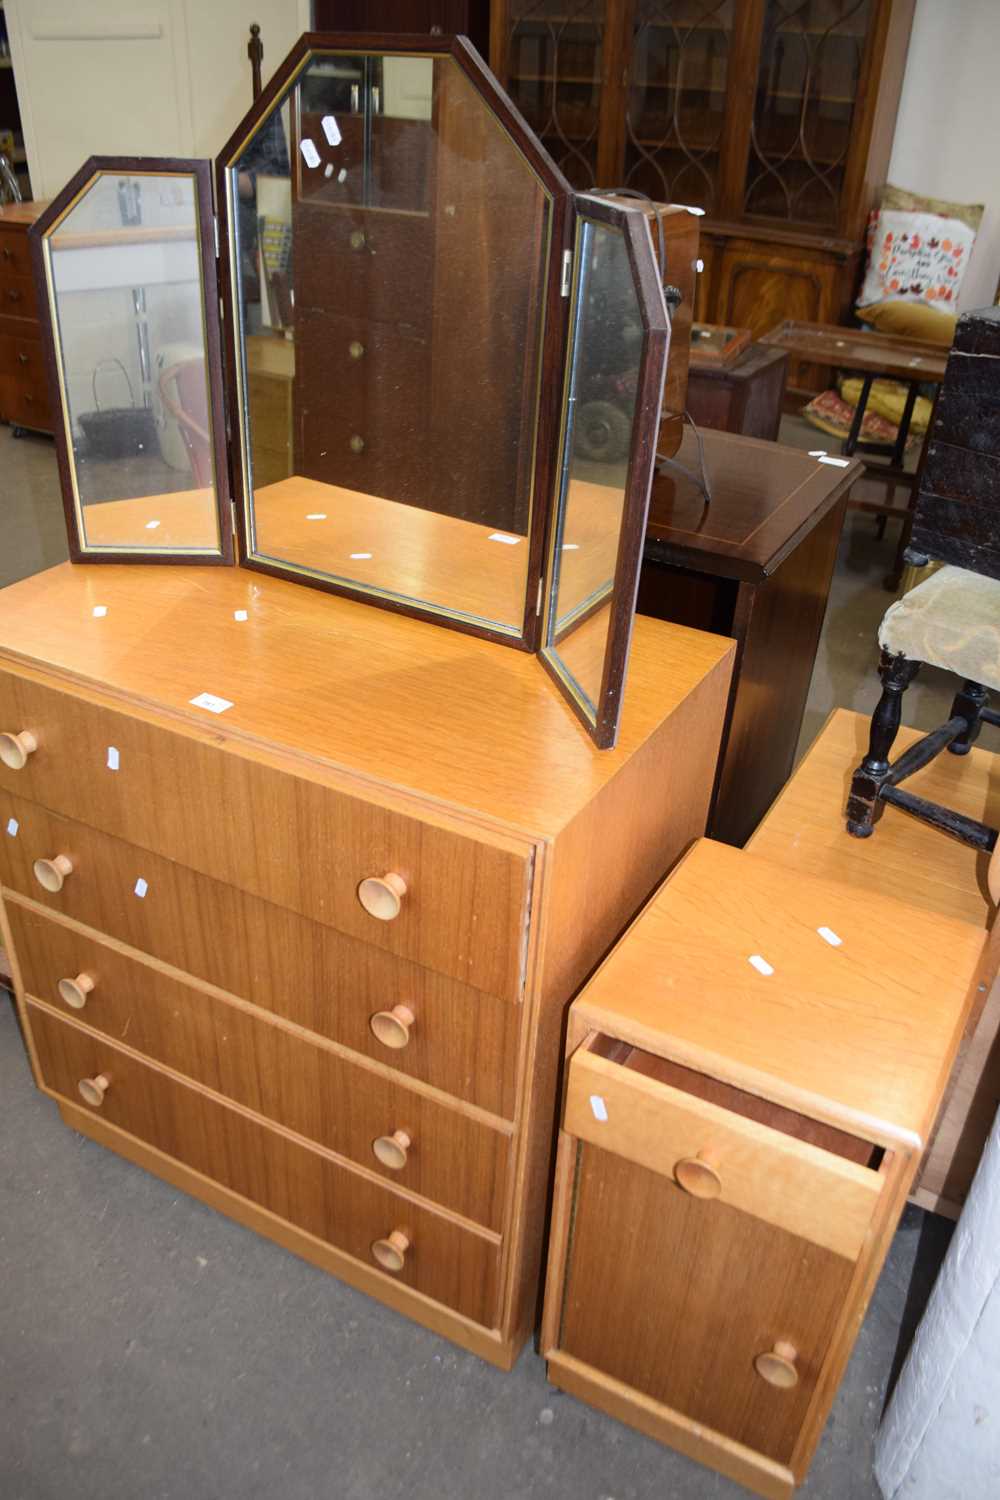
[687,341,788,441]
[313,1,489,53]
[0,201,54,437]
[491,0,915,390]
[640,429,859,846]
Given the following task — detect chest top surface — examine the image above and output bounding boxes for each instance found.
[574,839,985,1145]
[0,563,733,837]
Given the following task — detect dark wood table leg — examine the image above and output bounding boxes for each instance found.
[843,372,874,457]
[886,386,941,592]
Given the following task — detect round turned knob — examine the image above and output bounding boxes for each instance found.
[78,1072,110,1108]
[755,1341,799,1390]
[371,1229,409,1273]
[674,1154,722,1200]
[372,1129,411,1171]
[357,872,406,921]
[57,973,95,1010]
[0,729,38,770]
[33,853,74,893]
[349,433,365,454]
[348,340,365,360]
[349,229,366,251]
[369,1003,415,1050]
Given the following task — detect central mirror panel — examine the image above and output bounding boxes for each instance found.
[223,40,565,640]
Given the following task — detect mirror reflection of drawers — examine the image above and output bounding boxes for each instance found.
[0,210,54,436]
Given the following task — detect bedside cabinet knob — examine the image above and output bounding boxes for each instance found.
[371,1230,409,1272]
[78,1073,110,1108]
[0,729,38,769]
[674,1154,722,1200]
[369,1004,415,1050]
[754,1341,799,1390]
[33,853,74,893]
[58,973,95,1010]
[372,1129,411,1170]
[358,872,407,921]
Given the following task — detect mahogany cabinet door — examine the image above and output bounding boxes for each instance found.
[557,1142,855,1467]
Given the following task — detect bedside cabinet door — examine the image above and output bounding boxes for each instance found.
[558,1142,852,1467]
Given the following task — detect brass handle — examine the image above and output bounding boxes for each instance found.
[17,351,28,364]
[348,340,365,360]
[371,1229,409,1272]
[1,246,10,259]
[674,1154,722,1200]
[357,872,406,921]
[349,228,366,251]
[754,1341,799,1389]
[349,433,365,454]
[78,1072,110,1108]
[58,973,95,1011]
[369,1004,415,1050]
[33,853,74,893]
[0,729,38,769]
[372,1129,411,1171]
[7,289,21,302]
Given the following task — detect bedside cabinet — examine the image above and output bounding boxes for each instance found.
[542,840,984,1496]
[0,201,54,436]
[0,561,734,1369]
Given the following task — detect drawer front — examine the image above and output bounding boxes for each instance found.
[27,1000,501,1328]
[5,376,52,430]
[11,904,510,1229]
[559,1143,852,1466]
[1,273,38,321]
[294,205,432,330]
[0,226,32,278]
[0,671,532,999]
[0,799,519,1117]
[565,1046,881,1259]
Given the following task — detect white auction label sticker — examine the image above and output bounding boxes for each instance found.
[748,954,774,976]
[233,609,248,622]
[106,746,120,771]
[488,533,521,546]
[818,456,850,468]
[589,1095,609,1123]
[817,926,843,947]
[92,606,108,618]
[321,114,342,146]
[6,817,18,837]
[299,138,320,169]
[134,877,149,899]
[189,692,234,715]
[145,519,160,530]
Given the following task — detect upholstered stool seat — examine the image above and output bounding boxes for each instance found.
[880,566,1000,692]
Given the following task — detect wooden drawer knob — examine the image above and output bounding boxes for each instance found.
[674,1154,722,1200]
[0,729,38,770]
[754,1341,799,1390]
[371,1229,409,1272]
[372,1129,411,1170]
[358,872,407,921]
[33,853,74,893]
[78,1073,110,1108]
[58,973,95,1010]
[369,1004,415,1050]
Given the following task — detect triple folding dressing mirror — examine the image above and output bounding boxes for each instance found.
[30,34,670,748]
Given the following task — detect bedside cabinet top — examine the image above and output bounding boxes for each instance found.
[572,839,986,1149]
[0,562,734,837]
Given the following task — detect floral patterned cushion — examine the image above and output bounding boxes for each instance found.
[879,565,1000,691]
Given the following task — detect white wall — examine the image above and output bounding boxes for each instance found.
[888,0,1000,312]
[5,0,310,201]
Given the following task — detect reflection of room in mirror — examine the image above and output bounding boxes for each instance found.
[44,170,219,551]
[229,49,552,632]
[545,219,638,711]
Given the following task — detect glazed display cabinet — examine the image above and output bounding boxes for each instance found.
[491,0,916,384]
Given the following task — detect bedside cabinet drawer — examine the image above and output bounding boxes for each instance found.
[0,797,519,1118]
[1,274,38,320]
[565,1038,883,1260]
[27,1001,502,1328]
[0,227,32,278]
[12,906,510,1230]
[557,1143,854,1467]
[0,672,532,999]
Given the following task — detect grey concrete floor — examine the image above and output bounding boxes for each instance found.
[0,421,957,1499]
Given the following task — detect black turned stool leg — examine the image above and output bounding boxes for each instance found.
[948,680,989,756]
[846,650,921,837]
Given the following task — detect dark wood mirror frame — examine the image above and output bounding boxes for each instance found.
[28,156,235,565]
[540,196,670,749]
[216,32,574,650]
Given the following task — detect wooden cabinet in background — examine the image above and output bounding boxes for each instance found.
[491,0,915,389]
[0,202,54,436]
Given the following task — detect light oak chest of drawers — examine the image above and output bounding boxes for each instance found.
[0,561,733,1367]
